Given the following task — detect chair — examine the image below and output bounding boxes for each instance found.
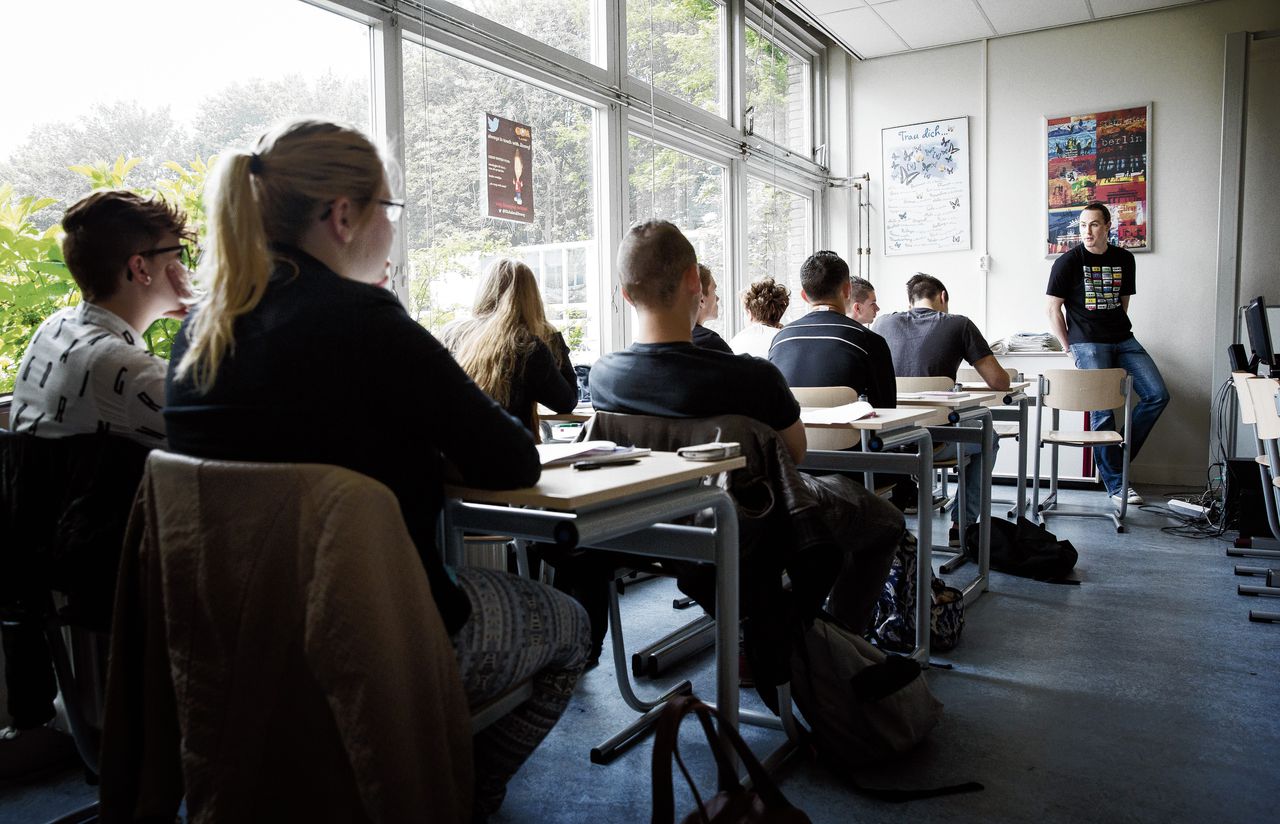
[957,366,1022,437]
[99,452,475,824]
[0,431,147,797]
[1228,372,1280,560]
[898,377,971,532]
[898,376,956,393]
[791,386,896,499]
[1241,377,1280,622]
[577,412,814,767]
[1032,368,1134,532]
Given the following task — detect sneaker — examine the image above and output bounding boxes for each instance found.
[1110,487,1144,506]
[948,526,962,548]
[0,723,78,780]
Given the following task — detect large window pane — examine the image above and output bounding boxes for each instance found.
[627,0,724,117]
[627,135,727,334]
[747,177,811,324]
[745,25,810,154]
[442,0,599,66]
[403,42,600,360]
[0,0,372,392]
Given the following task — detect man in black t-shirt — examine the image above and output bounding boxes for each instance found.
[768,251,896,408]
[1046,201,1169,506]
[876,273,1008,542]
[692,263,734,354]
[591,221,900,635]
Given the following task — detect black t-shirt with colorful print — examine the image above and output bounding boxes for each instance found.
[1046,242,1136,345]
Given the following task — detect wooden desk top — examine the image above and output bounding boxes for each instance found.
[445,450,745,510]
[537,404,594,422]
[896,391,1000,409]
[957,381,1031,394]
[799,406,935,431]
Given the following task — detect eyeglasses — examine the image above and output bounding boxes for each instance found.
[379,199,405,222]
[137,243,201,270]
[319,199,406,223]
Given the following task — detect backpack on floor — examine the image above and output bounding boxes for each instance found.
[790,611,942,768]
[964,517,1079,583]
[870,531,966,653]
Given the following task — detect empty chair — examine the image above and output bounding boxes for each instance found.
[1242,377,1280,622]
[898,376,957,393]
[1032,368,1134,531]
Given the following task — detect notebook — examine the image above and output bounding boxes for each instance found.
[535,440,651,467]
[800,401,876,425]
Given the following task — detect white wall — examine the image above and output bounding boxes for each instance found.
[849,0,1280,486]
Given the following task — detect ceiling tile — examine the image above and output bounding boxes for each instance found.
[872,0,995,49]
[977,0,1091,34]
[1090,0,1201,16]
[797,0,866,15]
[823,6,910,58]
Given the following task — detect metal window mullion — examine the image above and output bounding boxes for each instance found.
[729,155,750,335]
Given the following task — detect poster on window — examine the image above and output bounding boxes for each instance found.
[484,113,534,224]
[1045,104,1149,256]
[881,116,970,256]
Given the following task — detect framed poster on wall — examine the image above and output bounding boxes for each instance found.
[1045,103,1150,256]
[881,116,971,256]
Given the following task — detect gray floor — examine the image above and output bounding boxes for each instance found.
[4,484,1280,823]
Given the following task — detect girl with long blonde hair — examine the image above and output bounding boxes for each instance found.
[164,118,588,820]
[444,259,577,431]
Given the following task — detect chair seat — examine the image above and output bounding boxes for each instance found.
[1257,454,1270,468]
[875,483,897,498]
[1043,430,1124,446]
[993,422,1020,439]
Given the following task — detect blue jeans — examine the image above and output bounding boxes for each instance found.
[935,419,997,527]
[1068,336,1170,495]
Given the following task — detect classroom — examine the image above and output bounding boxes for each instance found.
[1,1,1278,822]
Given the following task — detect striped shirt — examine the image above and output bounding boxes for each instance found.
[768,307,897,408]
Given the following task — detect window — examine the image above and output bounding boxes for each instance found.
[440,0,601,66]
[0,0,373,392]
[402,41,600,360]
[747,177,812,324]
[627,0,725,117]
[627,134,728,334]
[745,23,811,155]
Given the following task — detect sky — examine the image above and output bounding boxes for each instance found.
[0,0,373,158]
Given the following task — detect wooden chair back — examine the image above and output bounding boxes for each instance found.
[1232,371,1258,426]
[1246,377,1280,442]
[897,376,955,392]
[1040,368,1127,412]
[790,386,858,450]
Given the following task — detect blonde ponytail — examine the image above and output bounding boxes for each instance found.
[174,152,272,392]
[174,119,386,393]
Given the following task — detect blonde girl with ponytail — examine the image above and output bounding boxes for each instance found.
[163,119,590,819]
[443,258,578,431]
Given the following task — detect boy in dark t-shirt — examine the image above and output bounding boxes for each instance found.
[1046,202,1169,506]
[590,220,900,638]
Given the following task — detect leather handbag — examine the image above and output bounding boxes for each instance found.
[651,694,811,824]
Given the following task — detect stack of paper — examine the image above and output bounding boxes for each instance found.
[800,401,875,425]
[535,440,651,467]
[992,332,1063,354]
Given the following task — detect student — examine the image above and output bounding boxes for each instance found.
[164,119,589,817]
[2,189,193,777]
[728,277,789,358]
[692,263,733,354]
[848,276,880,325]
[876,273,1009,544]
[590,220,901,633]
[1046,201,1169,506]
[442,258,578,432]
[769,251,896,408]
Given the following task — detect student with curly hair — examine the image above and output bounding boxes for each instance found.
[728,277,790,358]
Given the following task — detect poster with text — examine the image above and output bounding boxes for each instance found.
[1045,104,1149,255]
[881,116,970,256]
[484,113,534,224]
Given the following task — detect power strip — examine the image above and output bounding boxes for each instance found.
[1168,499,1210,519]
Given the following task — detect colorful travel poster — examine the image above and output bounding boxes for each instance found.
[1045,104,1150,255]
[881,116,971,255]
[484,113,534,224]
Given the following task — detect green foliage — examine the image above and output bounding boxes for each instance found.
[0,185,76,392]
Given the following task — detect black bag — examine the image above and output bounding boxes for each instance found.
[964,517,1079,583]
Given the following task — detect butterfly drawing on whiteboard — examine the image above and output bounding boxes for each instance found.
[952,235,960,243]
[949,198,960,209]
[486,116,500,132]
[898,212,907,220]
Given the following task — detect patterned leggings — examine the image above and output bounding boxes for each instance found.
[452,568,591,818]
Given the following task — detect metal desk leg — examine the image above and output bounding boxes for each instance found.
[913,439,933,666]
[1012,397,1029,520]
[977,413,993,592]
[712,491,740,780]
[860,430,874,490]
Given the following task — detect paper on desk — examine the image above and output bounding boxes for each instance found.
[536,440,650,466]
[899,391,969,400]
[800,401,875,425]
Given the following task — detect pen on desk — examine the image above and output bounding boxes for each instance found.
[572,458,641,471]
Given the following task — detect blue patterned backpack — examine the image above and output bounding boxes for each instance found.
[870,531,965,653]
